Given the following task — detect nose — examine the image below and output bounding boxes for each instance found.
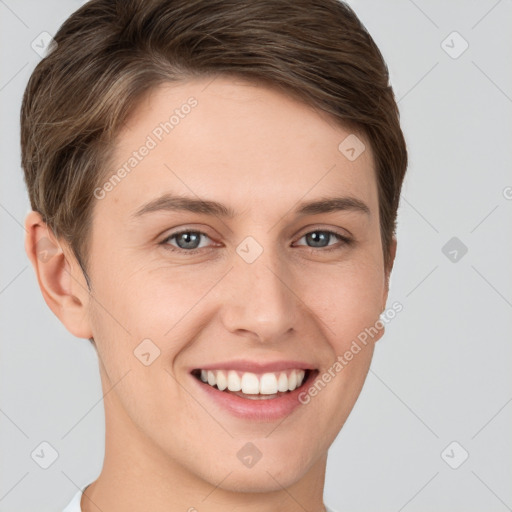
[219,242,301,343]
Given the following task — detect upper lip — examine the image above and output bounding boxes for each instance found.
[190,359,316,373]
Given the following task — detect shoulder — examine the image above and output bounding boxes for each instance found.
[325,505,339,512]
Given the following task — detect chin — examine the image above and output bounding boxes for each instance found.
[201,453,313,494]
[216,470,303,494]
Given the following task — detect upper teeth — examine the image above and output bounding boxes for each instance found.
[199,369,307,395]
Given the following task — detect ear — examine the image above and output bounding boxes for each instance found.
[373,235,397,344]
[383,235,397,309]
[24,210,93,339]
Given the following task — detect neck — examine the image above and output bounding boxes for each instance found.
[81,370,328,512]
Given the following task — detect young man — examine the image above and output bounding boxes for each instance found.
[21,1,407,511]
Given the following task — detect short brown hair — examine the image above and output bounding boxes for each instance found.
[21,0,407,286]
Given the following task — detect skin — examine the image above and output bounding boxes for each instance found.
[25,76,396,512]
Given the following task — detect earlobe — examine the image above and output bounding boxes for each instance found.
[24,210,93,339]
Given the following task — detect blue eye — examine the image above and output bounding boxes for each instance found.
[295,230,352,252]
[161,230,211,253]
[160,229,352,254]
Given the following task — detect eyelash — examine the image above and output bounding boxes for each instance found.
[159,228,353,254]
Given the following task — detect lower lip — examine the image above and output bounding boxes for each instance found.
[190,370,318,421]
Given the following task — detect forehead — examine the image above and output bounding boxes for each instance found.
[97,76,377,223]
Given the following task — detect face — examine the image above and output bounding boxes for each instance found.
[77,76,392,491]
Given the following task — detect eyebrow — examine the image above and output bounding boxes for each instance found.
[130,193,371,220]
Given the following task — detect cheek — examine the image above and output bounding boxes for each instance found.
[90,251,198,335]
[303,258,383,425]
[87,261,213,405]
[299,258,385,342]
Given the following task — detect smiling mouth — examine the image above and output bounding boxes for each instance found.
[191,368,316,400]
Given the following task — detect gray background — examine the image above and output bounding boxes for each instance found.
[1,1,511,511]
